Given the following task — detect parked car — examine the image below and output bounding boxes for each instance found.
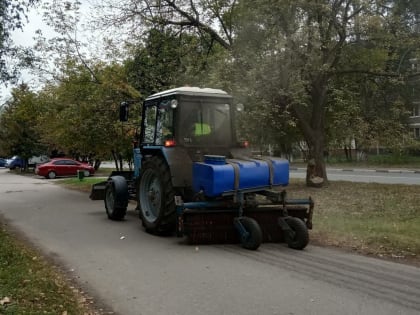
[5,155,50,169]
[29,155,49,167]
[0,158,6,167]
[35,158,95,179]
[5,156,23,169]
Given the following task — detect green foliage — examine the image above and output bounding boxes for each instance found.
[366,153,420,165]
[125,27,227,95]
[0,56,141,163]
[2,0,420,173]
[0,84,46,160]
[35,59,140,161]
[228,0,420,170]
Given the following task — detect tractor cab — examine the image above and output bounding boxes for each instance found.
[140,87,249,161]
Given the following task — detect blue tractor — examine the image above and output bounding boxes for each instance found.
[90,87,313,250]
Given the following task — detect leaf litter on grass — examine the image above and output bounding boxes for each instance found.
[286,180,420,264]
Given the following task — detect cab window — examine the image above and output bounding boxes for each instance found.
[143,105,174,145]
[180,101,232,146]
[143,106,157,143]
[156,108,174,145]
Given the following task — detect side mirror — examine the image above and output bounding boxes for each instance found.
[119,102,129,122]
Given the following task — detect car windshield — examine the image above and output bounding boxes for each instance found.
[179,100,232,146]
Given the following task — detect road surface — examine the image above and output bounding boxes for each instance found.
[0,169,419,315]
[290,167,420,185]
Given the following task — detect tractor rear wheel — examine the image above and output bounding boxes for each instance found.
[239,217,262,250]
[285,217,309,250]
[138,156,176,235]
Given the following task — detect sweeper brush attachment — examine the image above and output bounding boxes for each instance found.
[175,191,314,250]
[174,155,314,250]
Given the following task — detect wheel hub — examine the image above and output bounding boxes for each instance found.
[148,188,161,208]
[140,171,162,222]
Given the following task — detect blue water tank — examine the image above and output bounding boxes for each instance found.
[193,156,289,197]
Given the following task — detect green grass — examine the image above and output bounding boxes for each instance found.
[286,180,420,260]
[56,177,106,193]
[94,168,114,176]
[292,153,420,168]
[0,225,94,314]
[365,154,420,166]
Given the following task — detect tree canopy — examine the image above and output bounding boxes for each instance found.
[1,0,419,185]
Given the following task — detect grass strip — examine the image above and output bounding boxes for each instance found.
[0,224,95,315]
[286,180,420,261]
[56,178,106,193]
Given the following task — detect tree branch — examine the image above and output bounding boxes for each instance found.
[209,0,233,46]
[162,0,231,50]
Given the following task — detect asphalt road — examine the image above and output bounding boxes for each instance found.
[290,167,420,185]
[1,169,420,315]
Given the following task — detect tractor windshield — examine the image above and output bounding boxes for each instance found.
[179,99,233,146]
[143,105,174,145]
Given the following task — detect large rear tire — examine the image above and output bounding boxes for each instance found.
[285,217,309,250]
[138,156,176,235]
[104,176,128,221]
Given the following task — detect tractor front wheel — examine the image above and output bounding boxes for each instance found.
[138,156,176,235]
[104,176,128,221]
[285,217,309,250]
[239,217,262,250]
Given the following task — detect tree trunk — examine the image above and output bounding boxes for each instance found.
[23,158,29,172]
[292,78,329,187]
[118,153,123,170]
[292,76,328,187]
[305,135,328,187]
[111,150,120,171]
[94,159,101,171]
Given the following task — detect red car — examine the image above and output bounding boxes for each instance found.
[35,158,95,179]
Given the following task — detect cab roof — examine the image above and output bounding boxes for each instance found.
[145,87,231,101]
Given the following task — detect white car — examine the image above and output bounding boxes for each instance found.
[29,155,50,167]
